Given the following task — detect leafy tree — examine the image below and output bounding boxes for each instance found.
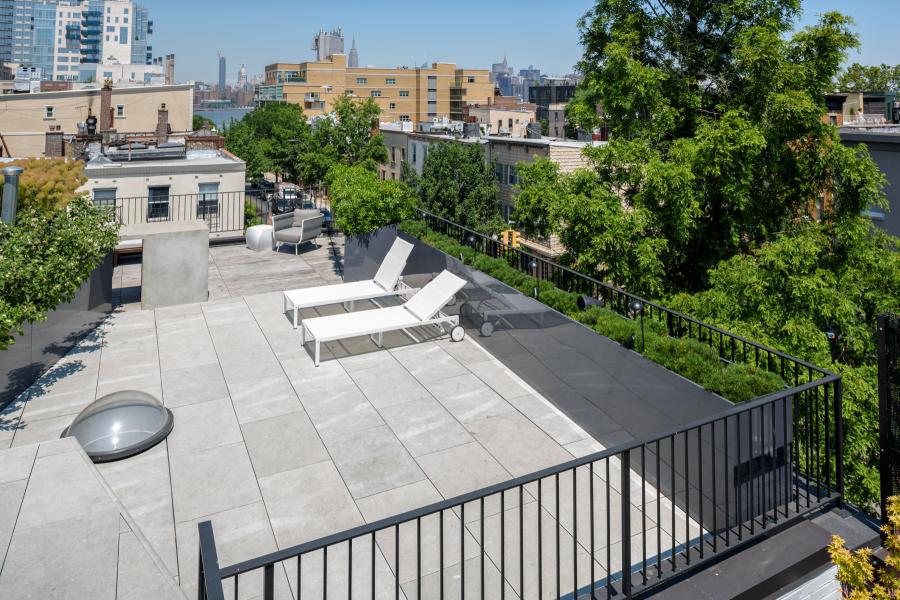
[0,158,87,212]
[192,115,218,131]
[830,495,900,597]
[312,96,388,174]
[0,196,118,350]
[405,141,503,234]
[224,103,310,181]
[539,118,549,136]
[836,62,900,92]
[515,158,668,296]
[668,216,900,505]
[326,165,415,235]
[552,1,884,292]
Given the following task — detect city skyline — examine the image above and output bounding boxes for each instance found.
[145,0,899,85]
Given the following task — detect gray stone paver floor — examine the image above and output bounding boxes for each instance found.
[1,242,698,600]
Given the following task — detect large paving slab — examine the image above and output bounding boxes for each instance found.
[4,242,701,599]
[0,438,184,600]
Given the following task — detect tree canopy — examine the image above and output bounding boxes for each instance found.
[0,158,87,212]
[326,164,416,235]
[835,63,900,92]
[509,0,896,507]
[225,96,388,185]
[404,141,503,234]
[224,102,310,181]
[531,1,885,294]
[0,160,117,350]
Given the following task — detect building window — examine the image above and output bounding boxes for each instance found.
[399,90,409,97]
[197,183,219,219]
[356,77,367,84]
[385,78,396,85]
[508,165,518,186]
[120,26,127,40]
[412,144,416,162]
[116,104,124,117]
[92,188,117,210]
[389,102,396,109]
[371,90,381,97]
[401,148,406,161]
[467,76,475,83]
[147,186,170,221]
[44,106,54,118]
[103,71,112,78]
[399,115,410,122]
[345,89,353,96]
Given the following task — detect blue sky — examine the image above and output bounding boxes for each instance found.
[148,0,897,84]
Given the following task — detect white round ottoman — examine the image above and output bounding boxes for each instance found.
[246,224,274,252]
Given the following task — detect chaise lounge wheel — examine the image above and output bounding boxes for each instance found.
[450,325,466,342]
[479,321,495,337]
[459,302,473,317]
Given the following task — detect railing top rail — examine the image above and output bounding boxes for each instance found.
[218,372,838,579]
[418,209,834,378]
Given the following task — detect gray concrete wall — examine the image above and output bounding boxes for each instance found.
[0,254,112,409]
[122,221,209,310]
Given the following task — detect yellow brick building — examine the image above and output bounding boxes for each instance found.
[259,54,494,124]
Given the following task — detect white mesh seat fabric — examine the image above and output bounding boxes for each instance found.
[373,238,414,290]
[403,271,468,320]
[282,237,416,328]
[301,270,468,366]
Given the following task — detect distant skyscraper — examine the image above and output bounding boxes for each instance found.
[311,27,344,61]
[237,63,247,89]
[348,37,358,68]
[218,53,226,98]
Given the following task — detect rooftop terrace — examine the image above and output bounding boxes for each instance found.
[0,227,871,599]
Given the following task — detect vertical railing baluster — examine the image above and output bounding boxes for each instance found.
[555,473,560,600]
[835,379,845,508]
[461,502,465,600]
[641,445,647,584]
[573,468,578,598]
[519,486,524,599]
[264,563,274,600]
[622,450,632,597]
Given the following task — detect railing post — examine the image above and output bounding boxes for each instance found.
[197,521,226,600]
[621,450,632,597]
[834,377,844,509]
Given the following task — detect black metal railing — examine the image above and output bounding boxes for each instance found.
[878,313,900,521]
[98,185,329,236]
[197,211,843,600]
[420,210,833,387]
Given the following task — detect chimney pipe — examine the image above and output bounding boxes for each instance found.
[2,166,23,225]
[99,85,112,132]
[156,103,169,144]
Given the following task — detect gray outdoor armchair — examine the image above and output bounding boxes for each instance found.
[273,209,324,254]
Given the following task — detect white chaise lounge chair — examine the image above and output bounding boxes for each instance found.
[300,270,468,366]
[283,238,417,329]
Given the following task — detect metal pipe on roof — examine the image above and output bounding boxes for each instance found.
[1,166,23,225]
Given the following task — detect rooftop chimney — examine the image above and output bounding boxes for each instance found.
[99,85,112,133]
[156,103,169,144]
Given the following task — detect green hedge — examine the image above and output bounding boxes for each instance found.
[400,220,785,403]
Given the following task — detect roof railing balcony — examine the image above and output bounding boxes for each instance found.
[195,210,844,600]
